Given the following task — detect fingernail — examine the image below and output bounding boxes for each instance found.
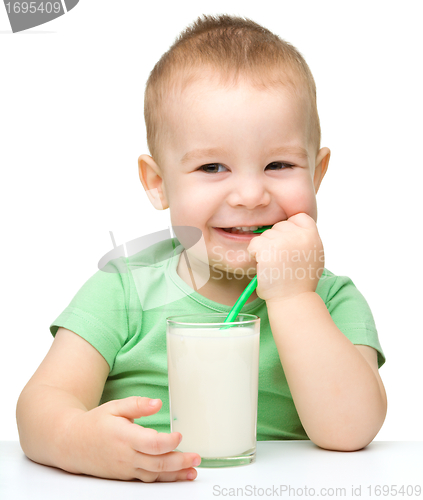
[148,399,160,406]
[187,472,196,480]
[193,457,201,466]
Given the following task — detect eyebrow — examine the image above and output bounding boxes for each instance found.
[267,146,309,160]
[180,148,230,164]
[180,145,309,164]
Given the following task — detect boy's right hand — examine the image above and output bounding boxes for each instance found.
[62,396,201,482]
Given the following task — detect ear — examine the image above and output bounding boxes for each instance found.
[313,147,330,194]
[138,154,169,210]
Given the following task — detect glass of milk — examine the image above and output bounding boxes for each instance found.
[166,313,260,467]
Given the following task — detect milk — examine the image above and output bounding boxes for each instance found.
[167,326,260,459]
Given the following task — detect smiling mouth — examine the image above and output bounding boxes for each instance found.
[217,226,265,234]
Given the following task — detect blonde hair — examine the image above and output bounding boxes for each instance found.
[144,14,321,165]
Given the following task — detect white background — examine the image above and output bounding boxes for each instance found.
[1,0,422,442]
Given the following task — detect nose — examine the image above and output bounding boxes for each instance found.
[226,174,271,210]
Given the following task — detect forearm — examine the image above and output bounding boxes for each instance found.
[266,292,387,451]
[16,383,87,469]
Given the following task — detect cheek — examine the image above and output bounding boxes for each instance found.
[167,189,214,227]
[169,180,220,216]
[282,178,317,219]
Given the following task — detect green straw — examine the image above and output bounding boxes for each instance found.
[249,225,273,234]
[220,225,273,330]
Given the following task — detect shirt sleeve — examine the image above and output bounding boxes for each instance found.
[323,275,386,368]
[50,266,129,371]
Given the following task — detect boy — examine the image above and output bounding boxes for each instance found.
[16,14,387,482]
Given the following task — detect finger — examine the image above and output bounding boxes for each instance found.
[105,396,162,421]
[130,426,183,455]
[287,212,316,229]
[247,237,262,258]
[134,450,201,473]
[134,467,198,483]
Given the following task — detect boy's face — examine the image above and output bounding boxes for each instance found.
[139,74,330,278]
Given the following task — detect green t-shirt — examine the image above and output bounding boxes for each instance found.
[50,237,385,441]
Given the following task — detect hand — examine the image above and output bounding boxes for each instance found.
[247,213,325,302]
[61,396,201,482]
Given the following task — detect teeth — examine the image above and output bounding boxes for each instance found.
[220,225,265,234]
[230,225,262,233]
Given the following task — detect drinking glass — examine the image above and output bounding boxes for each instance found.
[166,313,260,467]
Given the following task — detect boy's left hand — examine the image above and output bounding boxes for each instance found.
[247,213,325,303]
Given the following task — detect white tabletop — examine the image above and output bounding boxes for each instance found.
[1,441,422,499]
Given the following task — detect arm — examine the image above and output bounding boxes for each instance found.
[16,327,201,481]
[17,327,108,467]
[247,214,387,451]
[266,292,387,451]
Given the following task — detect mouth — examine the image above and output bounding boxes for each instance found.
[214,226,263,234]
[212,225,271,239]
[216,225,265,235]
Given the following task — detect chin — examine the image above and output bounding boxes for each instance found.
[211,261,257,278]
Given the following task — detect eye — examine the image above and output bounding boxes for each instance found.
[266,162,295,170]
[198,163,228,174]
